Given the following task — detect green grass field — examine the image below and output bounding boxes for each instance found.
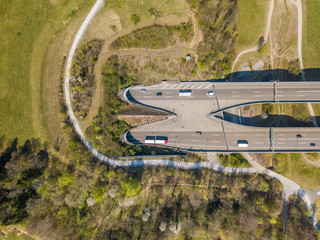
[106,0,189,29]
[303,0,320,68]
[237,0,269,51]
[0,0,95,142]
[274,153,320,189]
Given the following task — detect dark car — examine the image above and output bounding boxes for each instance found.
[310,143,316,147]
[196,131,202,135]
[156,92,162,96]
[296,134,302,138]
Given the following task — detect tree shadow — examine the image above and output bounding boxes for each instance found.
[223,111,315,127]
[225,68,320,82]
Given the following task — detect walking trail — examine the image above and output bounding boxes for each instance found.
[64,0,319,230]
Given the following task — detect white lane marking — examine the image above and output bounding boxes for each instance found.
[232,95,239,98]
[296,90,320,93]
[253,95,261,97]
[277,90,283,92]
[195,84,206,89]
[297,94,306,97]
[288,138,295,140]
[232,91,239,93]
[277,142,286,145]
[169,134,178,136]
[212,134,221,136]
[168,84,179,89]
[205,84,212,89]
[190,140,200,142]
[162,84,171,89]
[277,134,285,136]
[144,96,152,98]
[164,96,173,98]
[235,134,242,136]
[256,134,264,136]
[212,140,221,143]
[253,91,261,93]
[164,92,172,94]
[277,95,283,97]
[278,138,285,140]
[256,142,264,144]
[190,85,198,89]
[298,142,307,144]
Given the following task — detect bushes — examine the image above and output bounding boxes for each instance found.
[189,0,237,78]
[131,14,141,25]
[71,39,103,119]
[218,153,251,167]
[85,56,141,157]
[110,21,193,50]
[288,58,301,75]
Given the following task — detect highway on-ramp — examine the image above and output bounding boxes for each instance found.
[126,81,320,152]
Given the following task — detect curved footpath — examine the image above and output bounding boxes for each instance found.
[64,0,319,230]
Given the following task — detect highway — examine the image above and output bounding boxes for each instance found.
[126,81,320,152]
[62,0,319,230]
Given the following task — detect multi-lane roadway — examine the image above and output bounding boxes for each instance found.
[125,81,320,152]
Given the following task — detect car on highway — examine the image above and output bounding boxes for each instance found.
[145,136,155,144]
[140,89,146,93]
[179,89,192,96]
[296,134,302,138]
[237,140,249,147]
[207,91,214,96]
[156,92,162,96]
[196,131,202,135]
[310,143,316,147]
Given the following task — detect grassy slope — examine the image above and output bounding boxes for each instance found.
[312,103,320,126]
[106,0,189,29]
[274,153,320,189]
[236,0,269,51]
[0,0,95,142]
[303,0,320,68]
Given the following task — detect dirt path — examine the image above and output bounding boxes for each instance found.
[302,154,320,168]
[231,0,274,73]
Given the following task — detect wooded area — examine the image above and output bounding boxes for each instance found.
[0,135,317,239]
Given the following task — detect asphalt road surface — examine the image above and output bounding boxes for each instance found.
[126,81,320,152]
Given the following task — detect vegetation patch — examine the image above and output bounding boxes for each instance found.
[110,21,193,50]
[187,0,237,78]
[71,39,103,119]
[218,154,251,168]
[85,56,139,157]
[2,135,317,239]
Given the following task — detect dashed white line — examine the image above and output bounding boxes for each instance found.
[296,90,320,93]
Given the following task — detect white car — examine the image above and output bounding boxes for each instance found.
[140,89,146,93]
[207,91,214,96]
